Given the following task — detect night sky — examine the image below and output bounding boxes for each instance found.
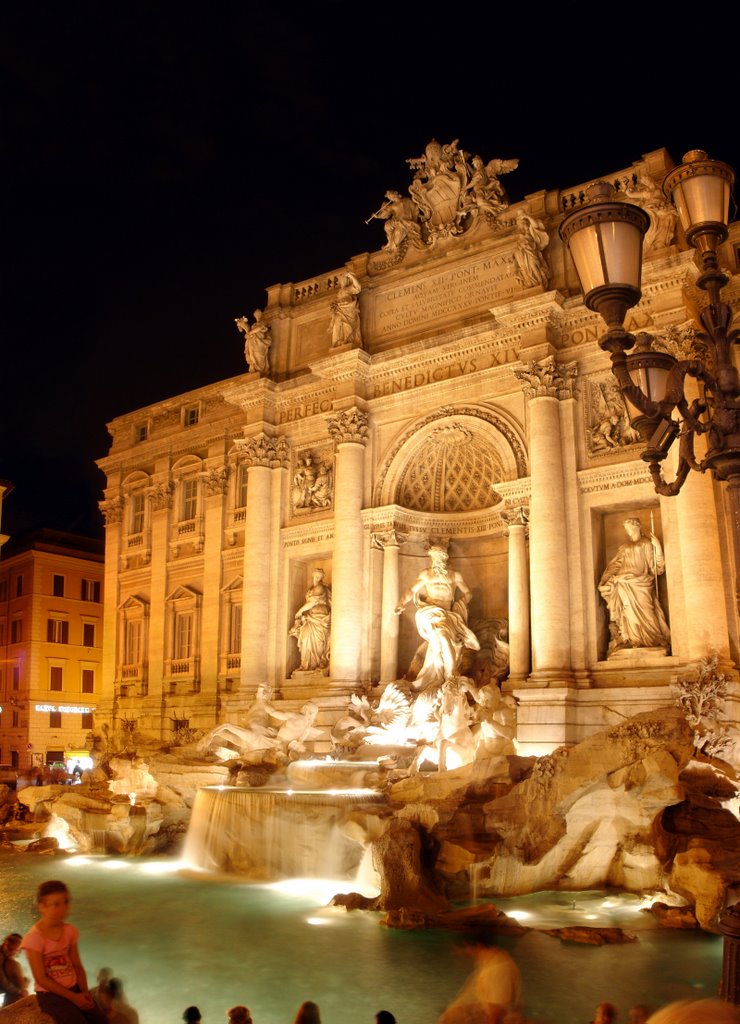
[2,4,737,540]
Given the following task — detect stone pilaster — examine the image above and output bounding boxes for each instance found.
[147,475,172,736]
[501,507,530,686]
[234,433,288,695]
[98,496,124,726]
[327,407,369,686]
[372,530,409,684]
[514,356,577,685]
[199,462,230,721]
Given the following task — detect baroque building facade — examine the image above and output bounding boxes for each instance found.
[0,530,104,768]
[97,144,740,754]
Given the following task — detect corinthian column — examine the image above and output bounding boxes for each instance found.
[372,530,409,684]
[327,407,369,686]
[501,506,530,685]
[513,356,577,684]
[234,433,288,694]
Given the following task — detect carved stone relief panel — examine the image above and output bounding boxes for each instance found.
[291,444,335,516]
[584,372,641,459]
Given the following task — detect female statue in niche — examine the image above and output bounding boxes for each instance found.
[598,517,670,656]
[289,568,332,672]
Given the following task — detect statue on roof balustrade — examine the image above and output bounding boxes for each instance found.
[235,308,271,375]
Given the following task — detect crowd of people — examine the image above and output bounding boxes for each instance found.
[1,880,739,1024]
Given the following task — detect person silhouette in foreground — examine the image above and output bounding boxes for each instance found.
[591,1004,617,1024]
[375,1013,396,1024]
[0,933,29,1006]
[645,999,740,1024]
[227,1007,252,1024]
[21,879,107,1024]
[293,1002,321,1024]
[183,1008,202,1023]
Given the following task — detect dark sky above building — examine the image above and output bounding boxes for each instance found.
[1,3,737,539]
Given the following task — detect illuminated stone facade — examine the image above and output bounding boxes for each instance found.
[0,530,104,768]
[98,145,740,753]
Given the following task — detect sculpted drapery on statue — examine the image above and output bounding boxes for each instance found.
[511,209,550,289]
[328,272,363,348]
[235,309,271,375]
[289,568,332,672]
[395,545,480,691]
[599,518,670,656]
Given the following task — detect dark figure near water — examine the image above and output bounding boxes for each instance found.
[375,1013,396,1024]
[183,1008,202,1023]
[294,1002,321,1024]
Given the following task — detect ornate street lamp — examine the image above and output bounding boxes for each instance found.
[560,150,739,601]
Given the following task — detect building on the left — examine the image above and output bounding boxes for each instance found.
[0,529,104,770]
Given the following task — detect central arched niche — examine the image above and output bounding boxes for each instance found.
[375,406,526,508]
[374,406,525,682]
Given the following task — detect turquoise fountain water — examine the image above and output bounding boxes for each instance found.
[0,852,722,1024]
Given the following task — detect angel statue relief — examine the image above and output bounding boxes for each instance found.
[235,309,271,375]
[462,155,519,220]
[366,190,421,253]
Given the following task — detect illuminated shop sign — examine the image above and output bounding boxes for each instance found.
[35,704,96,714]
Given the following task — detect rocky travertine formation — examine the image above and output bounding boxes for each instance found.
[0,995,54,1023]
[11,705,740,936]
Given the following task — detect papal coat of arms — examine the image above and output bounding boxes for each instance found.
[368,138,518,251]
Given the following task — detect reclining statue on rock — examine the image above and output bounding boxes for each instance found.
[198,684,279,760]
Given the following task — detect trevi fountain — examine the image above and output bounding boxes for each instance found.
[3,140,740,1022]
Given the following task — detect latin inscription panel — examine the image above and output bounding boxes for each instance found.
[373,251,517,338]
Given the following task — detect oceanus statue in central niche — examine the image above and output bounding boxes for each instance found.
[395,545,480,691]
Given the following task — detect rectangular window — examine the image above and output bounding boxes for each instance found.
[83,622,95,647]
[81,579,101,602]
[0,622,5,646]
[229,603,242,654]
[12,710,19,727]
[82,669,95,693]
[47,618,69,644]
[49,711,62,729]
[184,406,199,427]
[236,465,248,508]
[181,478,198,521]
[0,579,7,601]
[130,492,145,534]
[15,575,22,597]
[81,712,93,729]
[52,574,65,597]
[12,666,20,690]
[175,613,193,659]
[136,423,148,442]
[10,619,21,644]
[50,666,63,691]
[124,620,142,665]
